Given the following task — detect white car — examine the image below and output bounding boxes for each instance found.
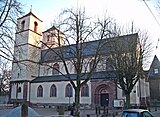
[121,109,154,117]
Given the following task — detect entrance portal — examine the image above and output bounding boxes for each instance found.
[100,93,109,107]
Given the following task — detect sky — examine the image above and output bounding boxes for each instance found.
[19,0,160,69]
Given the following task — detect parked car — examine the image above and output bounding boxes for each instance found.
[121,109,154,117]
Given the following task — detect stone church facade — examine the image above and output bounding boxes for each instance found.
[9,12,149,108]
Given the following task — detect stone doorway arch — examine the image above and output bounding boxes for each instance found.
[94,83,114,108]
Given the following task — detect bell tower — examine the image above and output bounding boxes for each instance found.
[10,12,43,104]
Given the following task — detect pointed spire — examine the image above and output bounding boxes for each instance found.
[30,5,32,12]
[131,21,134,34]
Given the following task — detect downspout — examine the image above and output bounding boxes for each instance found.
[38,61,40,77]
[9,83,12,103]
[16,83,18,105]
[29,82,31,105]
[139,79,141,106]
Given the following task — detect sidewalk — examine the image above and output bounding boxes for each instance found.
[33,107,121,117]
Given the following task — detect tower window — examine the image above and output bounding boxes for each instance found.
[34,21,38,32]
[47,35,50,41]
[18,87,21,93]
[21,20,25,31]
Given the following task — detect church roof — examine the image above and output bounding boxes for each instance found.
[31,71,116,83]
[40,33,138,63]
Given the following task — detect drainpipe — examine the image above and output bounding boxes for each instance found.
[29,82,31,105]
[16,83,18,106]
[139,79,141,106]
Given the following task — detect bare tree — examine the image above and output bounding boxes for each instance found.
[0,59,11,94]
[41,9,114,116]
[108,25,152,108]
[0,0,23,96]
[0,0,23,61]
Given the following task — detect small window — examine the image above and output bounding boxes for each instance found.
[21,20,25,31]
[47,35,50,41]
[106,57,112,70]
[37,85,43,97]
[52,63,59,75]
[154,68,159,74]
[65,84,72,97]
[18,87,21,93]
[90,59,94,71]
[50,84,57,97]
[34,21,38,32]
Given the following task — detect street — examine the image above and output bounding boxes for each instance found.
[0,106,160,117]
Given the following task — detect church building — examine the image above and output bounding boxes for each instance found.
[9,12,150,108]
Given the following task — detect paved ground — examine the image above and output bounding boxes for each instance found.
[0,107,121,117]
[0,106,160,117]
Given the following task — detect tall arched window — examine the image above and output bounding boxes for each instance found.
[106,57,112,71]
[37,85,43,97]
[34,21,38,32]
[50,84,57,97]
[65,84,72,97]
[52,63,59,75]
[90,59,94,71]
[21,20,25,31]
[81,84,89,97]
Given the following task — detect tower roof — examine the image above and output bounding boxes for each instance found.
[18,11,43,22]
[43,25,64,34]
[149,55,160,69]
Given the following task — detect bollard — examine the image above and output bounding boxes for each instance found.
[21,103,28,117]
[58,105,64,115]
[155,106,157,111]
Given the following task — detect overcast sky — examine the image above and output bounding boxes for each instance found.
[19,0,160,68]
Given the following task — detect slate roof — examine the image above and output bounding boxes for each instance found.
[147,55,160,79]
[31,71,116,83]
[42,25,64,34]
[40,33,138,63]
[34,33,138,83]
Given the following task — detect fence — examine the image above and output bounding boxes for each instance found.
[0,104,13,109]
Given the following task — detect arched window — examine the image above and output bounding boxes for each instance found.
[90,59,94,71]
[37,85,43,97]
[65,84,72,97]
[50,84,57,97]
[52,63,59,75]
[81,84,89,97]
[18,87,21,93]
[106,57,113,71]
[21,20,25,31]
[34,21,38,32]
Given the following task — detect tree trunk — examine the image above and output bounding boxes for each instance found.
[126,93,130,109]
[75,87,80,117]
